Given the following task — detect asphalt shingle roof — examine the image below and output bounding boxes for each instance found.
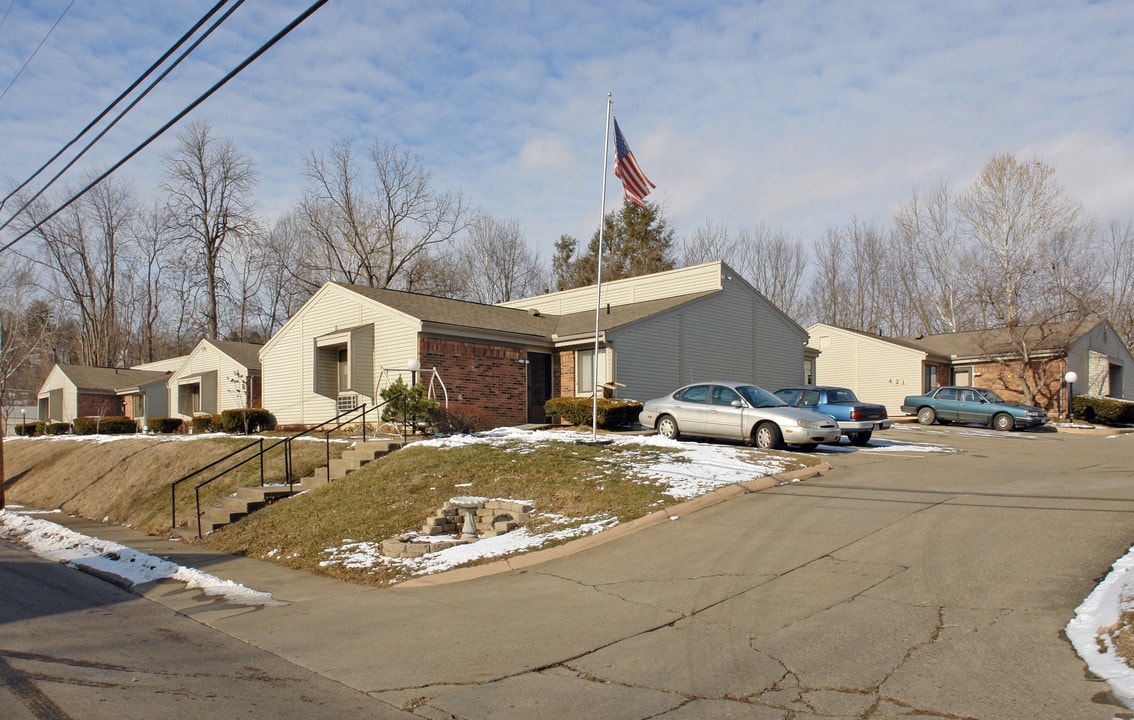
[900,319,1100,359]
[58,364,171,393]
[205,339,263,369]
[334,283,719,340]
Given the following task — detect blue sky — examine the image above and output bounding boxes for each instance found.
[1,0,1132,261]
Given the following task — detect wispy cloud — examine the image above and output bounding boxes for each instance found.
[1,0,1131,257]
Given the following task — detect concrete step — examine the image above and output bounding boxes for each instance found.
[187,437,403,535]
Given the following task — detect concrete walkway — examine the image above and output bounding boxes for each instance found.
[39,426,1134,719]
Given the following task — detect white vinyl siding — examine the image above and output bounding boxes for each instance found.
[261,284,420,426]
[499,261,724,316]
[807,323,926,416]
[166,341,255,419]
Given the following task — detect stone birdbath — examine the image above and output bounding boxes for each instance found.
[450,496,489,540]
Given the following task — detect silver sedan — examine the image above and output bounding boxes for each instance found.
[638,381,842,450]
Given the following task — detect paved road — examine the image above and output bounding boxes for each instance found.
[9,424,1134,719]
[0,540,414,719]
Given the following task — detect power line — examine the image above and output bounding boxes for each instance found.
[0,0,76,105]
[0,0,243,225]
[0,0,18,33]
[0,0,331,257]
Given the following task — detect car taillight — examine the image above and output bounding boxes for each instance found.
[850,410,866,420]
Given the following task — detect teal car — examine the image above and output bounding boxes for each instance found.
[900,386,1049,431]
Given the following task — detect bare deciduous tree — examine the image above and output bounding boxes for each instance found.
[805,218,889,332]
[957,154,1094,405]
[1100,219,1134,347]
[733,224,810,318]
[458,215,545,303]
[956,154,1086,329]
[16,174,135,366]
[254,212,315,337]
[297,138,473,290]
[891,181,967,334]
[162,120,258,340]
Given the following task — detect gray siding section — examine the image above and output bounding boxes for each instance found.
[1068,322,1134,400]
[612,277,806,401]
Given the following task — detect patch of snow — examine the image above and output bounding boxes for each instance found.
[0,509,280,606]
[1068,544,1134,709]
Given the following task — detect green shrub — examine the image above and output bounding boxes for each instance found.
[147,417,184,434]
[380,378,438,424]
[73,416,137,435]
[45,422,71,435]
[1072,395,1134,426]
[15,423,38,437]
[543,397,643,429]
[191,415,214,433]
[428,405,492,434]
[220,408,276,433]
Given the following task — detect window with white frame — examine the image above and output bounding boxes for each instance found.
[575,347,608,395]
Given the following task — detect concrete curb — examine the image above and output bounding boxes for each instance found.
[398,461,832,588]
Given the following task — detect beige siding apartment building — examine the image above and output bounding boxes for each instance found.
[263,262,812,428]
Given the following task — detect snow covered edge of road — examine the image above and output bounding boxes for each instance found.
[0,509,280,606]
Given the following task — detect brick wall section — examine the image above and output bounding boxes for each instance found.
[77,393,124,418]
[555,349,575,397]
[969,360,1062,411]
[419,337,528,426]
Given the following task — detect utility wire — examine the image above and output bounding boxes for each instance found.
[0,0,18,33]
[0,0,243,228]
[0,0,331,257]
[0,0,76,105]
[0,0,237,215]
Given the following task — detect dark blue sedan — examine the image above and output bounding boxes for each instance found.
[773,385,891,446]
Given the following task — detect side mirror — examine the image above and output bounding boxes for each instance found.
[731,400,743,408]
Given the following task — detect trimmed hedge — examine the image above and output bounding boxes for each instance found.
[1072,395,1134,426]
[543,397,643,429]
[15,423,38,437]
[147,417,184,434]
[73,416,137,435]
[191,415,216,433]
[45,422,71,435]
[220,408,276,434]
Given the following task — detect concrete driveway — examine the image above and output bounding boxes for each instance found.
[43,425,1134,719]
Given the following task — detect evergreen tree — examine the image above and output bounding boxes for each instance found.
[555,202,676,290]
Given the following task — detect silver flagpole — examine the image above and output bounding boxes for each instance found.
[591,93,613,441]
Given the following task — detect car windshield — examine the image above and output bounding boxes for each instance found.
[974,387,1006,403]
[736,385,787,408]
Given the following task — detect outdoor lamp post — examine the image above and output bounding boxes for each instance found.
[22,409,26,434]
[1065,371,1078,422]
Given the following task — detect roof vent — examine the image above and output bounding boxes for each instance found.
[528,308,541,317]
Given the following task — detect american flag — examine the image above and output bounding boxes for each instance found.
[613,118,655,207]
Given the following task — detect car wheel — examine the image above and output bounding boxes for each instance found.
[754,422,783,450]
[917,407,937,425]
[849,431,872,446]
[657,415,680,440]
[992,412,1014,432]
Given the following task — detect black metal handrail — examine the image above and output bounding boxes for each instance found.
[170,438,262,530]
[171,393,407,537]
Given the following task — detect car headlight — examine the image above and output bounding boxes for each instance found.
[796,419,813,429]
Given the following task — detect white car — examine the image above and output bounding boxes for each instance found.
[639,381,842,450]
